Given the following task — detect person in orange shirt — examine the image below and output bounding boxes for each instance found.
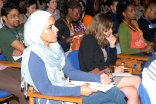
[83,0,100,28]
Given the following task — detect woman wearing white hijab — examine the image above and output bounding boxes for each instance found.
[21,11,126,104]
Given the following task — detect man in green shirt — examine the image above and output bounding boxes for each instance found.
[0,3,25,62]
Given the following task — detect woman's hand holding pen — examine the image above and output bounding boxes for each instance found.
[100,71,113,85]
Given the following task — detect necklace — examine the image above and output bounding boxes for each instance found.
[123,20,144,40]
[123,20,138,31]
[66,18,73,28]
[65,18,76,35]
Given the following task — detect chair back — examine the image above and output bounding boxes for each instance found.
[67,50,80,70]
[0,53,6,61]
[139,83,151,104]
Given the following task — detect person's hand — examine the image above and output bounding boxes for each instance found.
[80,83,98,96]
[141,43,153,53]
[104,67,114,80]
[100,73,112,85]
[66,31,84,43]
[114,66,124,73]
[75,31,84,36]
[104,67,112,73]
[106,34,116,48]
[12,49,22,56]
[89,68,100,74]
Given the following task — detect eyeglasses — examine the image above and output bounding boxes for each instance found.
[150,8,156,15]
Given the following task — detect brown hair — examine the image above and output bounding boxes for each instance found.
[84,13,115,48]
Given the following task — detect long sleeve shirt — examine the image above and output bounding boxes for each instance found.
[28,51,101,104]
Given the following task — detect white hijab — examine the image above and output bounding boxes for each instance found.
[21,11,66,98]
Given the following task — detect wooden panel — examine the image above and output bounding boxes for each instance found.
[0,61,21,68]
[0,95,13,102]
[27,93,83,104]
[117,54,149,61]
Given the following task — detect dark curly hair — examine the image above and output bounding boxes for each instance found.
[116,0,133,23]
[20,0,37,14]
[64,0,82,15]
[1,2,19,17]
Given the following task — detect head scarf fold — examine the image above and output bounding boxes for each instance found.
[21,11,66,101]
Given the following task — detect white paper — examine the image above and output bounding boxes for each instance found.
[12,55,22,61]
[69,80,115,93]
[112,73,132,76]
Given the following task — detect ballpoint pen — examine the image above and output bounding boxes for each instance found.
[104,70,114,82]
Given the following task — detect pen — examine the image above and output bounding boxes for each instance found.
[104,70,114,82]
[114,66,128,69]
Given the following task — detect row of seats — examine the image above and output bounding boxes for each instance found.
[67,50,151,104]
[0,51,151,104]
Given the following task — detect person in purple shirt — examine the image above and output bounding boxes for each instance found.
[21,11,126,104]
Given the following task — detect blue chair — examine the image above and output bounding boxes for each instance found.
[67,50,80,70]
[67,50,127,98]
[0,53,6,61]
[139,83,151,104]
[0,55,12,103]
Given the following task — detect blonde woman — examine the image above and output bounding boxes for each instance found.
[79,13,141,104]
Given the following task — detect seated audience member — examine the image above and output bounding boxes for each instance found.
[79,13,141,104]
[21,10,127,104]
[19,0,25,8]
[44,0,60,20]
[0,0,3,28]
[138,2,156,42]
[109,0,120,34]
[133,0,144,20]
[55,0,85,53]
[0,65,28,104]
[83,0,100,28]
[141,0,149,10]
[19,0,37,26]
[0,3,25,62]
[76,0,86,18]
[0,0,3,54]
[142,34,156,104]
[116,0,153,55]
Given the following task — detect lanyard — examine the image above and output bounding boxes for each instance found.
[143,16,156,29]
[24,14,28,19]
[4,25,20,40]
[0,17,4,27]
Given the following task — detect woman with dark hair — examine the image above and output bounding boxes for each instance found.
[21,10,127,104]
[79,12,141,104]
[44,0,60,20]
[116,0,153,55]
[141,0,149,10]
[83,0,100,27]
[19,0,37,26]
[55,0,85,54]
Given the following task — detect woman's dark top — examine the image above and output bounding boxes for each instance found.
[79,34,117,72]
[55,18,70,52]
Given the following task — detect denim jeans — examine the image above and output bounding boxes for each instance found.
[82,86,126,104]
